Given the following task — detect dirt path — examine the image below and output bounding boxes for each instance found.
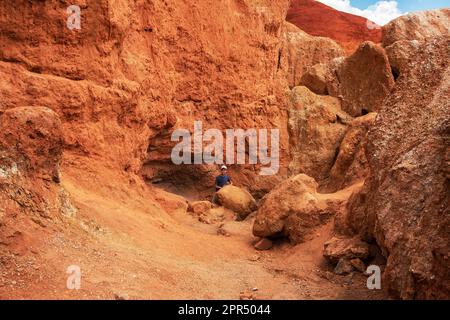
[0,168,388,300]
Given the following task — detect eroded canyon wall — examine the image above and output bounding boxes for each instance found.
[0,0,291,195]
[346,11,450,299]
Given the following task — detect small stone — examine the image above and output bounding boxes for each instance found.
[188,201,213,215]
[239,291,255,300]
[254,238,273,251]
[114,292,129,300]
[323,237,370,263]
[334,258,354,275]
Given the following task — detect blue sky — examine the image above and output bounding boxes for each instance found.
[351,0,450,12]
[318,0,450,25]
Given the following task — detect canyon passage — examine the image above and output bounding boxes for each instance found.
[0,0,449,300]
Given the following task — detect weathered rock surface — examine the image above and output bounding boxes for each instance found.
[216,186,257,221]
[384,40,421,78]
[347,36,450,299]
[350,258,366,273]
[300,58,344,96]
[0,0,292,193]
[301,42,395,118]
[324,113,377,193]
[0,107,63,182]
[288,86,352,182]
[281,22,344,88]
[323,237,370,264]
[0,106,75,236]
[0,0,448,302]
[253,174,352,244]
[334,42,395,117]
[383,10,450,79]
[334,258,354,275]
[299,63,329,96]
[382,9,450,47]
[287,0,382,55]
[246,175,284,201]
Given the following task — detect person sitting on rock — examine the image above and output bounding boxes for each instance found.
[212,165,232,204]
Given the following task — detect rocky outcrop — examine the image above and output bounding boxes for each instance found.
[216,186,257,221]
[0,0,448,302]
[383,9,450,79]
[253,174,353,244]
[346,36,450,299]
[287,0,382,55]
[282,22,344,88]
[0,107,63,182]
[288,86,352,182]
[300,41,395,118]
[0,106,75,236]
[382,9,450,47]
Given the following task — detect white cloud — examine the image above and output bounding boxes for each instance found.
[317,0,405,26]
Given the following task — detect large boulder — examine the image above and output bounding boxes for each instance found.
[347,37,450,299]
[253,174,351,244]
[288,86,352,182]
[0,106,63,182]
[216,186,257,221]
[383,10,450,79]
[301,42,395,118]
[281,22,344,88]
[382,9,450,47]
[334,42,395,117]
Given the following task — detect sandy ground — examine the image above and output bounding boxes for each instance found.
[0,163,388,300]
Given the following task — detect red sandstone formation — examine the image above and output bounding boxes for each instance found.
[287,0,382,55]
[0,0,448,301]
